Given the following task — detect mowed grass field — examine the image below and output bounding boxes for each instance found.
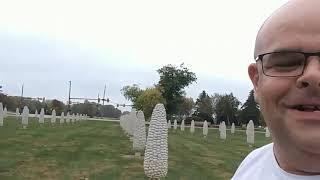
[0,116,272,180]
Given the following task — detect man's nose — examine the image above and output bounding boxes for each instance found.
[296,56,320,89]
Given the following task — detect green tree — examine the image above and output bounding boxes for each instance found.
[214,93,240,126]
[157,63,197,118]
[23,99,43,114]
[121,84,143,107]
[0,95,23,112]
[71,100,97,117]
[3,96,19,111]
[194,91,214,123]
[121,85,165,120]
[135,87,165,120]
[239,90,260,126]
[48,99,65,115]
[100,105,122,118]
[177,96,194,117]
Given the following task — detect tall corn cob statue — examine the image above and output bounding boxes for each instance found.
[144,103,168,179]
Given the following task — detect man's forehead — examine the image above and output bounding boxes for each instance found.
[254,0,320,57]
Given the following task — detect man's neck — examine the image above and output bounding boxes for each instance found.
[273,143,320,176]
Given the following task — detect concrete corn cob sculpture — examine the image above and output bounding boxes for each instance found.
[39,108,45,124]
[190,120,195,133]
[180,119,185,131]
[22,106,29,128]
[133,111,147,154]
[51,109,56,124]
[203,120,208,137]
[144,103,168,179]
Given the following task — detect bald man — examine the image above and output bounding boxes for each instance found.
[232,0,320,179]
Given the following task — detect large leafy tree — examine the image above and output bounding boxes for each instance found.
[2,96,19,111]
[214,93,240,126]
[135,87,165,120]
[23,99,43,114]
[121,85,165,120]
[194,90,214,123]
[239,90,260,126]
[47,99,65,115]
[100,105,122,118]
[121,84,143,106]
[157,63,197,118]
[177,96,194,117]
[72,101,97,117]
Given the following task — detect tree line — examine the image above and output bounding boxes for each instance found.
[0,93,121,118]
[121,64,263,126]
[194,90,262,126]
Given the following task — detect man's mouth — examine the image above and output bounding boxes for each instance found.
[286,104,320,122]
[290,105,320,112]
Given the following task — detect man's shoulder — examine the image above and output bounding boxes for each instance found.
[240,143,273,163]
[232,143,274,180]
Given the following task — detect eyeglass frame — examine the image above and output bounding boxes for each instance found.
[254,51,320,77]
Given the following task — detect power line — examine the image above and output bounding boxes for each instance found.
[67,81,133,109]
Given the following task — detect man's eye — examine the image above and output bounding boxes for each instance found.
[273,61,302,67]
[265,58,304,69]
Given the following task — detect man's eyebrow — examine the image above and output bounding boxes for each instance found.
[272,47,304,52]
[255,48,303,57]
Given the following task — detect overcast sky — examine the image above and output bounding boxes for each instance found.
[0,0,289,111]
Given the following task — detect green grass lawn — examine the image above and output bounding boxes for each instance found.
[0,116,272,180]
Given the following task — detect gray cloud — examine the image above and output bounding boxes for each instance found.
[1,34,252,111]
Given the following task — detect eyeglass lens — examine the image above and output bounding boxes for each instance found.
[262,52,305,77]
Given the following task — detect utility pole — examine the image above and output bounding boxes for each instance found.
[102,84,106,105]
[20,83,24,111]
[68,81,71,112]
[21,84,24,98]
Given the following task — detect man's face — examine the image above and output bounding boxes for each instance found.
[250,10,320,153]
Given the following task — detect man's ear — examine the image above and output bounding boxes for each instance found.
[248,63,260,103]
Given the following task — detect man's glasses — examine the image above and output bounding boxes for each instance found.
[255,51,320,77]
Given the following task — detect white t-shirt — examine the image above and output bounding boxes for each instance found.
[232,143,320,180]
